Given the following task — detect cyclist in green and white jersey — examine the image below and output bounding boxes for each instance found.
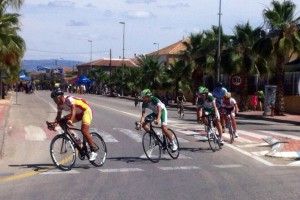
[197,86,224,144]
[139,89,178,151]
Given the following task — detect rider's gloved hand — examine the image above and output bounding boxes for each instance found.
[67,120,73,126]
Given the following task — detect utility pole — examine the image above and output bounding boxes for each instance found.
[119,21,125,96]
[217,0,222,82]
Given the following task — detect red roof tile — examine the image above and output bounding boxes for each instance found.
[78,58,138,68]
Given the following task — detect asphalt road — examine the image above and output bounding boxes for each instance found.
[0,91,299,200]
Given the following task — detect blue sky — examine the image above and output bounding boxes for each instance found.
[19,0,300,62]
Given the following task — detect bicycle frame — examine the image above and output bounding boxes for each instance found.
[56,120,88,156]
[147,122,167,149]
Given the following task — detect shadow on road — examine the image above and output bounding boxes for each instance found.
[180,147,212,153]
[9,163,54,171]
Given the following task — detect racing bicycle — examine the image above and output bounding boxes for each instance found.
[204,112,222,152]
[135,116,180,163]
[47,119,107,171]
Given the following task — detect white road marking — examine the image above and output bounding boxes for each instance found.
[222,134,255,143]
[236,143,268,148]
[251,150,270,157]
[177,137,190,143]
[41,170,80,175]
[90,128,118,143]
[90,102,139,118]
[98,168,144,173]
[158,166,200,171]
[224,143,275,166]
[288,161,300,166]
[24,126,47,141]
[115,128,142,142]
[177,130,201,136]
[238,130,266,140]
[259,130,300,140]
[214,164,243,168]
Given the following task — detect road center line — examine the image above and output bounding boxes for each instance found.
[158,166,200,171]
[98,168,144,173]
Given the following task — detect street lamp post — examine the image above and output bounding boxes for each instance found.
[119,21,125,96]
[217,0,222,82]
[88,40,93,75]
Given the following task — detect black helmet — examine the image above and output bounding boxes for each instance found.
[51,88,64,98]
[216,82,223,87]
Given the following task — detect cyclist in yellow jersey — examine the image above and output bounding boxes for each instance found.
[50,88,98,161]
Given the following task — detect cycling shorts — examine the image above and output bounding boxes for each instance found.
[146,109,168,126]
[66,108,93,125]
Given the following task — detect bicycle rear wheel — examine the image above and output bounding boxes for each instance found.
[89,132,107,167]
[166,129,180,159]
[50,134,76,171]
[207,128,221,152]
[142,132,161,163]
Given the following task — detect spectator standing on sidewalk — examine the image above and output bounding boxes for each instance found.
[249,93,258,111]
[257,90,264,111]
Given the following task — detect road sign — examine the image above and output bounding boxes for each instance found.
[231,75,242,86]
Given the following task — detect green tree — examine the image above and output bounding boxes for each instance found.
[137,54,164,90]
[0,0,25,98]
[229,22,265,110]
[164,59,192,96]
[254,0,300,115]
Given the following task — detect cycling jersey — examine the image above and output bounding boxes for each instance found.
[212,87,227,108]
[221,97,237,115]
[58,96,92,125]
[201,93,215,114]
[142,96,168,125]
[222,98,237,109]
[142,96,166,113]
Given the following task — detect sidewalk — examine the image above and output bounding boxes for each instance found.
[0,92,12,158]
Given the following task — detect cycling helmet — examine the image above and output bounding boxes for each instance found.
[198,86,209,94]
[178,89,183,94]
[51,88,64,98]
[216,82,223,87]
[141,89,152,97]
[224,92,231,99]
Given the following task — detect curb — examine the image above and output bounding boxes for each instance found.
[237,113,300,126]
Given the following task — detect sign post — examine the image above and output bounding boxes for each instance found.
[263,85,277,116]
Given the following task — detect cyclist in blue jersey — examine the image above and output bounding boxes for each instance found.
[139,89,178,151]
[212,82,227,109]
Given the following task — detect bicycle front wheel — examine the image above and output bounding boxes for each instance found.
[142,132,161,163]
[50,134,76,171]
[166,129,180,159]
[90,132,107,167]
[207,128,221,152]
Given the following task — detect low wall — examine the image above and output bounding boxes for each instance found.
[284,96,300,114]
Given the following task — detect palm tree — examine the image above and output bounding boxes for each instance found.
[136,54,164,90]
[0,0,26,98]
[164,59,192,96]
[254,0,300,115]
[182,26,231,91]
[88,68,109,93]
[2,0,24,9]
[230,22,265,110]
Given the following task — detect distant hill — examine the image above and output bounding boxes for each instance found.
[21,59,83,72]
